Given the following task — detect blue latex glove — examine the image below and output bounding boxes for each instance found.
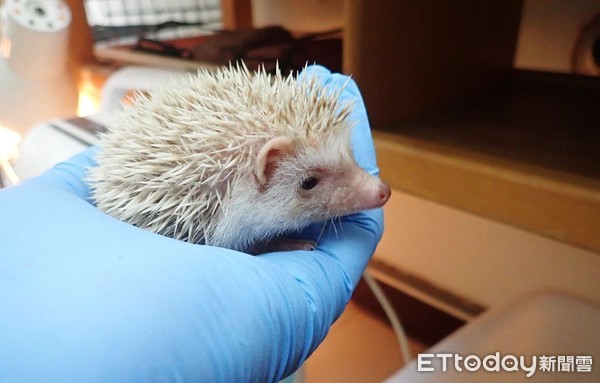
[0,66,384,383]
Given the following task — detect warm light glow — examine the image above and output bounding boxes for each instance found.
[0,125,21,160]
[0,37,11,59]
[0,125,22,185]
[77,84,100,117]
[77,90,101,117]
[77,75,102,117]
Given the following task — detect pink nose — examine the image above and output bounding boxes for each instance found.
[378,182,391,205]
[351,175,392,211]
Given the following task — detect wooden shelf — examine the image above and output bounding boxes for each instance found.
[383,71,600,180]
[374,71,600,253]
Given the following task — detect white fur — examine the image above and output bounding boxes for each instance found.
[88,63,357,251]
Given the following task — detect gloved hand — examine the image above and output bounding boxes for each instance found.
[0,66,384,383]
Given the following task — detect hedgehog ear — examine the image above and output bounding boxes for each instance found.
[256,136,294,186]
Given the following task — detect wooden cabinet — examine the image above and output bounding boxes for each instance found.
[344,1,600,253]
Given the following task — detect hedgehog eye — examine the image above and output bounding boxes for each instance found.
[300,176,320,190]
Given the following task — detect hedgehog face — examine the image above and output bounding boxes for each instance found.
[294,163,360,220]
[253,133,388,226]
[289,145,388,221]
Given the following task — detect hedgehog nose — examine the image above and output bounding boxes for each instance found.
[351,174,392,211]
[378,182,391,205]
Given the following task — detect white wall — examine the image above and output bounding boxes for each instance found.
[514,0,600,73]
[251,0,344,32]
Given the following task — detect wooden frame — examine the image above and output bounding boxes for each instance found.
[65,0,254,71]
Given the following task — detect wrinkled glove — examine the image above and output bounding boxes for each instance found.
[0,65,384,383]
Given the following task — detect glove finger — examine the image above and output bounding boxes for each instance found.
[300,65,379,177]
[260,208,383,304]
[304,209,383,284]
[297,64,332,81]
[31,146,99,201]
[257,209,383,360]
[325,73,379,177]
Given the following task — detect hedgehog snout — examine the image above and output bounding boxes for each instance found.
[347,172,391,212]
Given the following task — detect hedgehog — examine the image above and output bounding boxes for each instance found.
[88,64,390,253]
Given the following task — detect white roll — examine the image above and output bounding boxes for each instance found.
[0,0,72,80]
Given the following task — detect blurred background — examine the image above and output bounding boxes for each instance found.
[0,1,599,381]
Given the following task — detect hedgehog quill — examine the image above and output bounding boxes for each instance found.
[89,65,390,253]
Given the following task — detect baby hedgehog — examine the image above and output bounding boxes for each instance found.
[89,64,390,253]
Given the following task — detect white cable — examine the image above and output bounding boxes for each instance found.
[363,271,412,365]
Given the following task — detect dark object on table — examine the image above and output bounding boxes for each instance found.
[191,26,294,65]
[131,25,343,74]
[192,26,343,74]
